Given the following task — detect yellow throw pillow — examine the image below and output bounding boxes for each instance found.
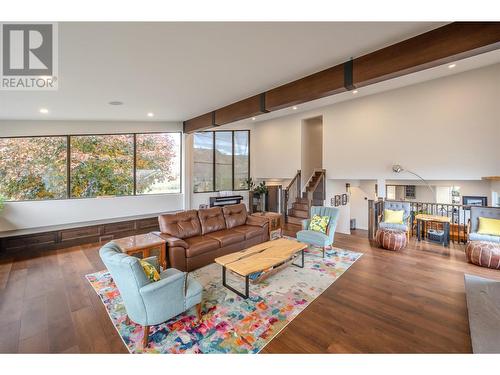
[477,217,500,236]
[309,215,330,234]
[140,260,160,282]
[384,209,404,224]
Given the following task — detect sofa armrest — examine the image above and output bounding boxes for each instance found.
[246,215,268,228]
[152,231,189,249]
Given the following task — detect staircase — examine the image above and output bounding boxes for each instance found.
[284,169,326,225]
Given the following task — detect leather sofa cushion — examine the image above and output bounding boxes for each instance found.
[198,207,226,235]
[185,236,220,257]
[206,229,245,246]
[158,210,201,239]
[223,203,248,229]
[233,225,265,240]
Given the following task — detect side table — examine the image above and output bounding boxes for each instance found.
[251,211,283,240]
[415,214,451,247]
[112,232,167,269]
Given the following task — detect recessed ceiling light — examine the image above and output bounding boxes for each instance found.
[292,106,298,110]
[39,108,49,114]
[448,63,456,69]
[352,90,358,94]
[109,101,124,106]
[251,117,256,121]
[147,112,154,117]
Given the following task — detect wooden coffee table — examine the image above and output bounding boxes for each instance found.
[112,233,167,269]
[215,238,307,299]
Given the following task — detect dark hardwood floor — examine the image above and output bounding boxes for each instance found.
[1,224,499,353]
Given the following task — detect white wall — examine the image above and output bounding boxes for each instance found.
[0,194,183,232]
[249,64,500,182]
[0,120,184,232]
[252,115,301,179]
[322,64,500,180]
[325,180,351,234]
[301,116,323,188]
[385,179,493,203]
[348,180,377,230]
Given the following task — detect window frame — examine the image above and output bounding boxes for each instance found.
[0,131,183,202]
[193,130,250,194]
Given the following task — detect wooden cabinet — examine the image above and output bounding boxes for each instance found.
[0,214,162,253]
[251,212,283,240]
[112,233,167,269]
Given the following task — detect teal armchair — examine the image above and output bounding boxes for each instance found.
[296,206,340,257]
[99,242,203,348]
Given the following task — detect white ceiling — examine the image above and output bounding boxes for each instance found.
[0,22,448,122]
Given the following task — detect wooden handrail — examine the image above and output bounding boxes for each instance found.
[308,169,325,193]
[306,169,326,207]
[283,170,301,223]
[285,170,301,192]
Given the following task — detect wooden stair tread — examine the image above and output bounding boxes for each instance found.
[287,216,304,225]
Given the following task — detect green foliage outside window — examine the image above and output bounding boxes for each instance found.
[0,133,181,201]
[70,135,134,198]
[0,137,67,201]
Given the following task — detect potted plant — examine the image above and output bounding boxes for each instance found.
[253,181,268,213]
[246,178,269,213]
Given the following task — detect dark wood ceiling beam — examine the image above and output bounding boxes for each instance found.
[214,94,267,126]
[265,64,345,112]
[183,22,500,133]
[353,22,500,87]
[183,112,215,133]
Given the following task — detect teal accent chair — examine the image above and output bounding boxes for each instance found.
[296,206,340,258]
[99,242,203,348]
[468,206,500,243]
[378,201,412,241]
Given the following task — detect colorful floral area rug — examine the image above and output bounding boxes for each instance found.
[85,245,362,354]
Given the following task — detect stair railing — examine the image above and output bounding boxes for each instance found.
[283,170,301,223]
[306,169,326,208]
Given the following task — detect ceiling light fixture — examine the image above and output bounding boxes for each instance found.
[109,101,124,106]
[448,63,456,69]
[39,108,49,114]
[251,117,256,121]
[292,106,298,110]
[352,90,358,94]
[147,112,154,117]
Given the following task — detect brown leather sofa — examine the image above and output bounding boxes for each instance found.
[156,203,269,271]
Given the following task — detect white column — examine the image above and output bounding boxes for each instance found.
[377,178,386,199]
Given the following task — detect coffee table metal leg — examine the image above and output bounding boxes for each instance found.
[292,249,305,268]
[222,266,249,299]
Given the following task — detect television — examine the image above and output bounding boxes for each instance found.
[462,196,487,207]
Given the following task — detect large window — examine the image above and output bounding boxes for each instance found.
[233,131,250,190]
[215,132,233,191]
[70,135,134,198]
[193,130,250,193]
[193,132,214,193]
[0,132,181,201]
[136,133,181,194]
[0,137,67,201]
